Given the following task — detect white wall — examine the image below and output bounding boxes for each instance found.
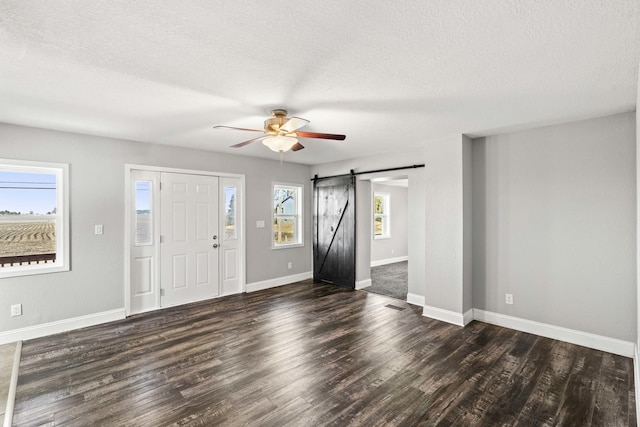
[311,150,426,299]
[473,112,636,342]
[370,183,408,264]
[0,123,312,333]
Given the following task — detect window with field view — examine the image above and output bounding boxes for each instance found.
[373,192,390,239]
[0,160,69,278]
[273,183,303,248]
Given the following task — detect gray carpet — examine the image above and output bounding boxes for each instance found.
[366,261,408,300]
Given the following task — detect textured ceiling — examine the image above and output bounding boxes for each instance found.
[0,1,638,165]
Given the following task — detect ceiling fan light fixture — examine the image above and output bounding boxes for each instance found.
[262,135,298,152]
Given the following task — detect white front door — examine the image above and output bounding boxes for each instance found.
[160,172,219,307]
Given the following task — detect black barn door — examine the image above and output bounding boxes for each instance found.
[313,175,356,288]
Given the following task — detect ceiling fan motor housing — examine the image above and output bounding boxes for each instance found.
[265,109,289,133]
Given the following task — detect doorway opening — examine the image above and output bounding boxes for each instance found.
[363,177,409,301]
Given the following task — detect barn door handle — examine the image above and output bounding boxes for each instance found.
[212,243,219,249]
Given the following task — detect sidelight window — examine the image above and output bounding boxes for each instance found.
[273,183,303,248]
[0,159,69,278]
[224,186,237,240]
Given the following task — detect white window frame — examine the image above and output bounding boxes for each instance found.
[373,192,391,240]
[0,158,70,279]
[272,182,303,249]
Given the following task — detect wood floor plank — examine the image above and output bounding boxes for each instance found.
[11,280,636,426]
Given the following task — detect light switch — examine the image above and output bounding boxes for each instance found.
[95,225,103,235]
[256,220,265,228]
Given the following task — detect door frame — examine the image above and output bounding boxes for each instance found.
[124,164,246,316]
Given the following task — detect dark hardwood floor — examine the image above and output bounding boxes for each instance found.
[13,280,636,426]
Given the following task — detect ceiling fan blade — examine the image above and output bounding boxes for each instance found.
[295,131,346,140]
[214,125,265,133]
[230,135,268,148]
[291,142,305,151]
[281,117,310,133]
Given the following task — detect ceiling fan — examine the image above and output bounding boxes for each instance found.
[214,109,346,153]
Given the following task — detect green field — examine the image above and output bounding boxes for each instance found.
[0,221,56,257]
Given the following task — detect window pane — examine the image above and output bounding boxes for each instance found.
[374,216,383,236]
[0,170,57,263]
[135,180,153,246]
[274,188,296,215]
[374,195,384,214]
[224,186,236,240]
[273,217,296,244]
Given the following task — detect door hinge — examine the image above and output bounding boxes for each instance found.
[160,288,165,297]
[159,182,162,190]
[160,235,164,243]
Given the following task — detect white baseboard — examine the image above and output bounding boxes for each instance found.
[473,309,635,358]
[406,293,425,307]
[423,305,468,327]
[245,271,312,293]
[370,256,408,267]
[463,309,474,326]
[0,308,125,345]
[355,279,372,290]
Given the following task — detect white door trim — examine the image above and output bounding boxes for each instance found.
[124,164,246,316]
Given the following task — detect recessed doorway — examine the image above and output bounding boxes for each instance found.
[363,177,409,301]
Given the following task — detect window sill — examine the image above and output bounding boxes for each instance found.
[0,264,69,279]
[273,243,304,250]
[374,235,391,240]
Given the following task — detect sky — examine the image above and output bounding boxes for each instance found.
[135,181,151,211]
[0,170,57,214]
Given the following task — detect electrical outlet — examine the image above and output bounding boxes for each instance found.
[505,293,513,305]
[287,262,292,270]
[256,220,265,228]
[11,304,22,317]
[95,224,103,235]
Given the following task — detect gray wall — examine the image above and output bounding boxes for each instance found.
[637,65,640,351]
[462,135,473,313]
[423,134,468,314]
[473,112,636,341]
[0,123,312,333]
[370,183,408,263]
[356,180,372,285]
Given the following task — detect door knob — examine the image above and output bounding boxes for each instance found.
[212,243,219,248]
[212,235,218,240]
